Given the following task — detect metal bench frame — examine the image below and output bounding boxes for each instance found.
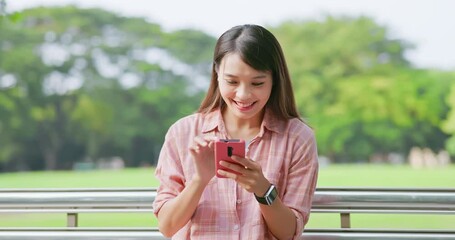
[0,187,454,239]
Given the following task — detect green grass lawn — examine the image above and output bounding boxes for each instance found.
[0,168,159,188]
[0,164,454,229]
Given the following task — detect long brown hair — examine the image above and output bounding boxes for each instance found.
[198,24,300,121]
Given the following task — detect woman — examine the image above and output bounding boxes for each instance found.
[153,24,319,239]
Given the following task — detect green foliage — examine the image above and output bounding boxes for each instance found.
[0,6,454,170]
[162,29,216,64]
[441,75,455,155]
[271,16,453,162]
[0,6,210,170]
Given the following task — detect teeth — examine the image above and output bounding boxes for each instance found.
[235,101,254,107]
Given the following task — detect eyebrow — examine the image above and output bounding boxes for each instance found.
[223,73,268,79]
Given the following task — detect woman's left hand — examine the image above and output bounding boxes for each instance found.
[217,156,271,197]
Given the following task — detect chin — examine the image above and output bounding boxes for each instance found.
[235,109,262,120]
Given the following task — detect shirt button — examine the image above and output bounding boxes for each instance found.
[236,199,241,204]
[233,225,239,230]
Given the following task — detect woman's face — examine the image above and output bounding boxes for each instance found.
[217,53,273,122]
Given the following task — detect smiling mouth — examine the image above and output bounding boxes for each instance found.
[233,100,256,110]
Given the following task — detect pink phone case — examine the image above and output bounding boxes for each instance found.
[214,139,245,178]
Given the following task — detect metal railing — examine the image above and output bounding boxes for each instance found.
[312,188,455,228]
[0,187,454,239]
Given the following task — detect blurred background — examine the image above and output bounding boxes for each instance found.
[1,0,455,230]
[1,0,454,174]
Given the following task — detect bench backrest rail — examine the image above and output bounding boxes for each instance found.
[0,187,454,229]
[0,228,454,240]
[1,187,454,209]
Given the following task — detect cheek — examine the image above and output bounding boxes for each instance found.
[218,84,232,99]
[258,86,272,100]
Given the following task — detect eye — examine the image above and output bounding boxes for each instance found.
[252,82,264,86]
[225,79,237,85]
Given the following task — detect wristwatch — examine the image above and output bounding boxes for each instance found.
[255,184,278,205]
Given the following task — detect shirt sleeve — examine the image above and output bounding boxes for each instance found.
[152,123,186,216]
[284,124,319,239]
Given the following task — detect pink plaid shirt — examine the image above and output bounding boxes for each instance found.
[153,108,319,239]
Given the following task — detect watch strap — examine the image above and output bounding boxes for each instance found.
[255,184,278,205]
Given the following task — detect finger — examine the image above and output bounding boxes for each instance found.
[204,135,218,148]
[217,169,239,180]
[189,145,200,154]
[208,141,214,148]
[189,143,199,151]
[194,136,208,147]
[202,135,218,142]
[219,161,250,176]
[231,155,256,170]
[195,135,218,147]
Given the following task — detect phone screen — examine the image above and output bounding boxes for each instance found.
[214,139,245,178]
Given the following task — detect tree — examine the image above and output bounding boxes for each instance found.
[272,16,452,162]
[2,7,453,171]
[0,6,214,170]
[442,76,455,156]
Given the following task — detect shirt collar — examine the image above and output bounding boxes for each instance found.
[261,107,285,135]
[201,110,221,134]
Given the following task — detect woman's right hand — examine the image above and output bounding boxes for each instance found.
[189,135,218,185]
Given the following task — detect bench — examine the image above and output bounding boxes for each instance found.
[0,187,454,239]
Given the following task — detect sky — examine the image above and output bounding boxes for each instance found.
[8,0,455,70]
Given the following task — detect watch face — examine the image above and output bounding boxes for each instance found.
[265,185,278,205]
[255,184,278,205]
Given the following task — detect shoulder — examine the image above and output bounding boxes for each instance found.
[286,118,315,143]
[170,112,203,127]
[172,112,202,127]
[165,113,202,136]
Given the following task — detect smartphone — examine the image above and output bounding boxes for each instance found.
[214,139,245,178]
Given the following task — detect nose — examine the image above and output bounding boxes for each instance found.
[236,83,251,99]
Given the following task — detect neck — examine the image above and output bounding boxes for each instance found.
[222,108,264,140]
